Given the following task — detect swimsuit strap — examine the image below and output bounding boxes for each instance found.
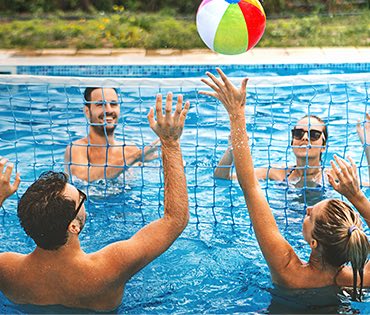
[286,165,296,178]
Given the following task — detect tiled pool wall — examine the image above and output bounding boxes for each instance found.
[0,63,369,78]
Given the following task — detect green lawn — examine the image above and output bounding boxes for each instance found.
[0,10,368,49]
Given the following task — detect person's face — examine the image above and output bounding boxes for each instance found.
[85,88,120,136]
[291,117,326,160]
[302,200,327,244]
[64,184,87,234]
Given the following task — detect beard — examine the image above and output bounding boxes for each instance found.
[90,112,118,137]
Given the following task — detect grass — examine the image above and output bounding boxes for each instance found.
[0,10,368,49]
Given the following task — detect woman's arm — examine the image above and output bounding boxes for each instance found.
[357,113,370,182]
[214,146,234,180]
[200,69,297,281]
[328,155,370,229]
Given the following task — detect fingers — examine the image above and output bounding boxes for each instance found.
[327,172,339,190]
[216,68,231,87]
[165,92,173,121]
[367,112,370,121]
[173,95,183,122]
[13,173,21,191]
[198,90,219,100]
[4,163,14,181]
[330,158,343,181]
[155,94,164,123]
[240,78,249,95]
[205,71,224,90]
[200,78,220,94]
[347,156,358,177]
[147,107,156,130]
[0,158,8,174]
[333,155,350,178]
[179,101,190,126]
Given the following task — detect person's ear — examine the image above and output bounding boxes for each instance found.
[310,239,318,249]
[68,219,81,235]
[83,105,90,121]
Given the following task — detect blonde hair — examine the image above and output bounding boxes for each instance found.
[312,199,369,300]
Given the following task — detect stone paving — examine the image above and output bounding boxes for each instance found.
[0,48,369,65]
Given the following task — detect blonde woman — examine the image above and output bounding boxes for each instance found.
[200,68,370,300]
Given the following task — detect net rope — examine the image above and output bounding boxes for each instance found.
[0,73,369,227]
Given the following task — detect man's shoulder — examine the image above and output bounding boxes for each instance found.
[65,138,88,153]
[0,252,27,272]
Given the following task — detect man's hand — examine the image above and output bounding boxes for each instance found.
[0,158,21,206]
[143,139,160,161]
[199,68,248,119]
[148,93,190,145]
[327,155,361,201]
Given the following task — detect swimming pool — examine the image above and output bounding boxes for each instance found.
[0,64,370,313]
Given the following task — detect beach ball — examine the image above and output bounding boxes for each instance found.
[196,0,266,55]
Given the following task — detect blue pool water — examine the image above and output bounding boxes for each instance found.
[0,64,370,313]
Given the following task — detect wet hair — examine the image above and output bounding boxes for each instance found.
[312,199,369,300]
[17,171,78,250]
[84,87,119,107]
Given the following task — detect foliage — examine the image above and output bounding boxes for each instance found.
[0,10,368,49]
[0,0,368,15]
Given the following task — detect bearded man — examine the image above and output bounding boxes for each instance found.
[64,88,158,182]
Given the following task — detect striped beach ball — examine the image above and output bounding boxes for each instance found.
[196,0,266,55]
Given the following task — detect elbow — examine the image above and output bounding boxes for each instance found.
[166,206,189,231]
[214,169,231,180]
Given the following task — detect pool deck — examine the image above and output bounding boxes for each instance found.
[0,48,369,66]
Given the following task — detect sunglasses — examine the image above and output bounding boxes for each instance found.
[291,128,324,142]
[75,188,87,215]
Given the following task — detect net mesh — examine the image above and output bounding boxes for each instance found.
[0,73,369,226]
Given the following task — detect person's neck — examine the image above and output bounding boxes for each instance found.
[32,236,83,259]
[308,250,338,275]
[294,157,322,178]
[88,128,115,146]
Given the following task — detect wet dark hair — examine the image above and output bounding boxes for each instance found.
[313,199,369,301]
[84,87,119,107]
[17,171,78,250]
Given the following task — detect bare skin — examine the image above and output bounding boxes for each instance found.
[64,88,159,182]
[357,112,370,183]
[0,93,190,311]
[200,68,370,290]
[214,118,326,187]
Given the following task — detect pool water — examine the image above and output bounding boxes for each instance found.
[0,64,370,313]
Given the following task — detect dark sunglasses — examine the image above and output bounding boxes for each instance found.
[75,188,87,215]
[291,128,324,142]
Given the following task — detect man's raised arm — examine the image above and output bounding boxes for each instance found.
[103,92,190,280]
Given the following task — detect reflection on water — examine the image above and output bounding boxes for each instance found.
[0,73,370,313]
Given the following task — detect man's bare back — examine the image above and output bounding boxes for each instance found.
[0,93,190,311]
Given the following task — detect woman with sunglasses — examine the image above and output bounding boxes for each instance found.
[214,113,327,187]
[201,69,370,303]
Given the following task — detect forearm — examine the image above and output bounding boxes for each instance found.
[347,192,370,229]
[161,140,189,229]
[364,146,370,181]
[230,115,290,266]
[214,148,234,179]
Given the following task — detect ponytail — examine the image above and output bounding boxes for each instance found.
[312,199,370,300]
[347,227,369,300]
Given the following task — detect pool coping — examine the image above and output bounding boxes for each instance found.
[0,47,369,66]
